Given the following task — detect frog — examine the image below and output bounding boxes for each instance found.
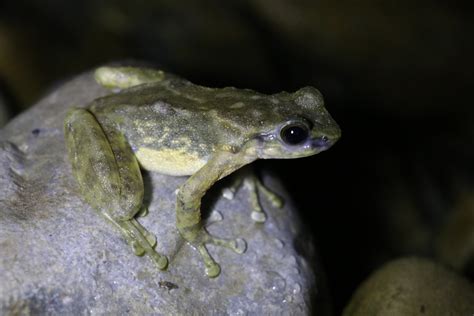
[64,66,341,277]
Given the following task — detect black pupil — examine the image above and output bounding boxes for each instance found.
[281,125,309,145]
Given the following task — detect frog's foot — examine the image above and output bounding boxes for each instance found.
[188,229,247,278]
[116,218,168,270]
[136,206,149,218]
[221,176,242,200]
[222,187,237,200]
[243,175,284,223]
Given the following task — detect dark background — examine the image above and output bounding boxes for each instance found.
[1,1,473,313]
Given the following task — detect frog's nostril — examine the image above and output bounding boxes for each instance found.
[312,136,331,148]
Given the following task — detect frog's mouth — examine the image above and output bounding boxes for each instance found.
[310,136,333,151]
[253,135,336,159]
[286,136,336,157]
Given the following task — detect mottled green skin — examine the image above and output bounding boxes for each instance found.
[90,71,339,162]
[64,66,341,277]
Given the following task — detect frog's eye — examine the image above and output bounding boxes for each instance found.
[280,122,310,145]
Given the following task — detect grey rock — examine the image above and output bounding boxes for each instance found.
[0,70,326,315]
[343,257,474,316]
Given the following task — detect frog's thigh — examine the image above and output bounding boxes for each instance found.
[64,108,167,269]
[64,108,143,220]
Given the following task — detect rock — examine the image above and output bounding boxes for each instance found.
[343,257,474,316]
[0,69,327,314]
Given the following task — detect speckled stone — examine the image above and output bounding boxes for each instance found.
[0,68,328,315]
[343,257,474,316]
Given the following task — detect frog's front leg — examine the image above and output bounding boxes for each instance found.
[176,153,251,277]
[64,108,168,269]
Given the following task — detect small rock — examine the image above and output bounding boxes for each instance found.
[343,257,474,316]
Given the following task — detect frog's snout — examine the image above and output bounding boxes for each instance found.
[312,136,331,149]
[311,132,340,151]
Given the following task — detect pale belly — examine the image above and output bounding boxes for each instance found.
[134,147,207,176]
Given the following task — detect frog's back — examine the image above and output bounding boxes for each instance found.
[87,76,281,148]
[85,75,312,175]
[86,78,258,176]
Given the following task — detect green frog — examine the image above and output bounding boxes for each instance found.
[64,66,341,277]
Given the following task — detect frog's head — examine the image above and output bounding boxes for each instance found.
[254,87,341,159]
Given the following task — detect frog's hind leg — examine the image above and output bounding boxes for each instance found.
[222,169,284,223]
[245,173,283,223]
[115,218,167,269]
[136,206,149,218]
[105,214,157,255]
[64,108,167,270]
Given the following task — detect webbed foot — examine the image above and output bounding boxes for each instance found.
[136,206,149,217]
[189,229,247,277]
[245,174,283,222]
[223,172,284,223]
[115,218,168,270]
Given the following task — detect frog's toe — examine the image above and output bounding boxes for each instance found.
[222,187,236,200]
[118,219,168,270]
[222,176,243,200]
[144,231,157,247]
[137,206,149,217]
[244,175,285,223]
[248,192,267,223]
[251,210,267,223]
[254,179,284,209]
[263,189,284,208]
[188,231,246,277]
[150,252,168,270]
[197,244,221,277]
[206,264,221,278]
[232,238,247,254]
[129,218,157,247]
[205,233,247,254]
[131,241,146,256]
[207,210,223,225]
